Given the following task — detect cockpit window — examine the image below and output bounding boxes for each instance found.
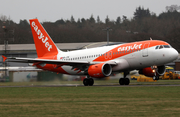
[163,45,170,48]
[156,45,171,50]
[155,46,159,49]
[159,45,163,49]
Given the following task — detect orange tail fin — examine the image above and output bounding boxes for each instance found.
[29,19,61,58]
[2,55,7,62]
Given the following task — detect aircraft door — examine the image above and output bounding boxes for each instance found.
[109,51,112,59]
[142,43,150,57]
[105,51,112,59]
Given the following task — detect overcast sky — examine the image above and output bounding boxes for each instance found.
[0,0,179,23]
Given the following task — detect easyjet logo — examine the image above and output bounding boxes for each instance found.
[117,44,142,51]
[31,21,52,51]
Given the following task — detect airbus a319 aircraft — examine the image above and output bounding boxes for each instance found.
[3,19,179,86]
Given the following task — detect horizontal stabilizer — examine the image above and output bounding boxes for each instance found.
[2,55,7,62]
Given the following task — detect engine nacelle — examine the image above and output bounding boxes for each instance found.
[88,63,112,78]
[139,65,166,77]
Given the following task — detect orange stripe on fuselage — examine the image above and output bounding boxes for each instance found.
[93,40,169,62]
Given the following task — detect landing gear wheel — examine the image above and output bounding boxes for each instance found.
[88,78,94,86]
[83,78,94,86]
[83,78,89,86]
[119,78,125,85]
[124,78,130,85]
[156,76,159,80]
[153,76,159,80]
[119,78,130,85]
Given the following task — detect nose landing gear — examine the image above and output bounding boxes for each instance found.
[152,66,159,80]
[153,76,159,80]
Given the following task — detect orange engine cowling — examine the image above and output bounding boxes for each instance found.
[139,65,166,77]
[88,63,112,78]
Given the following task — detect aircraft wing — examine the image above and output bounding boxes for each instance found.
[3,56,117,65]
[4,57,89,64]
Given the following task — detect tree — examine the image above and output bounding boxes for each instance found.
[105,15,110,24]
[77,18,82,28]
[81,18,86,24]
[122,15,127,22]
[133,6,151,20]
[97,16,101,23]
[0,15,8,21]
[19,19,29,27]
[89,15,95,23]
[55,19,65,24]
[166,5,180,12]
[158,11,180,20]
[77,18,81,24]
[116,16,121,25]
[70,15,75,23]
[166,27,180,52]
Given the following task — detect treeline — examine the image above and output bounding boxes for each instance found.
[0,5,180,52]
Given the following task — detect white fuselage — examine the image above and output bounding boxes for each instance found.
[55,41,178,75]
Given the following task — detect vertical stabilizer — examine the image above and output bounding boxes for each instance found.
[29,19,61,58]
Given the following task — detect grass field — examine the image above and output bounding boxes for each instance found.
[0,87,180,117]
[0,80,180,117]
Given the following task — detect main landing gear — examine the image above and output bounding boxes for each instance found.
[119,71,130,85]
[83,72,130,86]
[83,76,94,86]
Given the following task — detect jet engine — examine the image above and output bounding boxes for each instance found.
[88,63,112,78]
[139,65,166,77]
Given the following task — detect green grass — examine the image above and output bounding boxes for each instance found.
[0,86,180,117]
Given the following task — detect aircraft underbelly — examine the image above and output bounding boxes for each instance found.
[61,66,84,75]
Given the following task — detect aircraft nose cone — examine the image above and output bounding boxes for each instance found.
[171,48,179,61]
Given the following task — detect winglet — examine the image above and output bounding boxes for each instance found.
[2,55,7,62]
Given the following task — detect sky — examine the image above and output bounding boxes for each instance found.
[0,0,180,23]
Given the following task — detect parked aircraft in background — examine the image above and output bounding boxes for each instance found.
[2,19,179,86]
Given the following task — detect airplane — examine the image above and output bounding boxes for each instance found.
[2,19,179,86]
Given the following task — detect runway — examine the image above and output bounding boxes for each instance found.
[0,84,180,88]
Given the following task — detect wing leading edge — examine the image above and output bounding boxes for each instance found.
[4,57,89,64]
[3,56,118,66]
